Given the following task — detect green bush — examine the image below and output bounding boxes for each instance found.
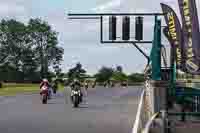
[128,73,145,83]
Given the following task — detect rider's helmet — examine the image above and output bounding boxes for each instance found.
[43,78,48,83]
[74,78,78,83]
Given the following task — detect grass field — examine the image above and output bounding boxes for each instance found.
[0,83,64,96]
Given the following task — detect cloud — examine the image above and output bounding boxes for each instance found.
[0,2,26,18]
[91,0,122,12]
[0,4,24,15]
[162,0,175,4]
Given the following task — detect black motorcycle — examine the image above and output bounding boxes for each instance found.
[71,85,82,107]
[47,86,53,99]
[52,84,58,94]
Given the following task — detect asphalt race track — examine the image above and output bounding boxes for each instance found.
[0,86,142,133]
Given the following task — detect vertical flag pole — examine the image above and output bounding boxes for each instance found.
[151,15,161,80]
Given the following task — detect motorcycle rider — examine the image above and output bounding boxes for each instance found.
[52,79,58,94]
[84,81,89,91]
[40,79,51,96]
[70,79,81,89]
[83,81,89,99]
[70,79,82,102]
[92,81,96,88]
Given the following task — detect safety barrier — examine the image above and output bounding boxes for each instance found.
[143,112,160,133]
[132,80,169,133]
[132,80,154,133]
[132,90,145,133]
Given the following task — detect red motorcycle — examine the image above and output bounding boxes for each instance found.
[40,85,48,104]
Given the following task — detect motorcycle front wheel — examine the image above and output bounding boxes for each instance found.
[42,94,47,104]
[73,95,79,108]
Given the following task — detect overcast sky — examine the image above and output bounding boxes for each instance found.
[1,0,200,74]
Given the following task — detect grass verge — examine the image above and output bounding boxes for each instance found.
[0,83,39,96]
[0,83,64,96]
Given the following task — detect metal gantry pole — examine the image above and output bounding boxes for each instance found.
[100,16,103,43]
[68,13,164,17]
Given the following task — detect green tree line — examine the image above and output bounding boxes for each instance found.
[65,63,145,83]
[0,18,64,82]
[94,66,144,83]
